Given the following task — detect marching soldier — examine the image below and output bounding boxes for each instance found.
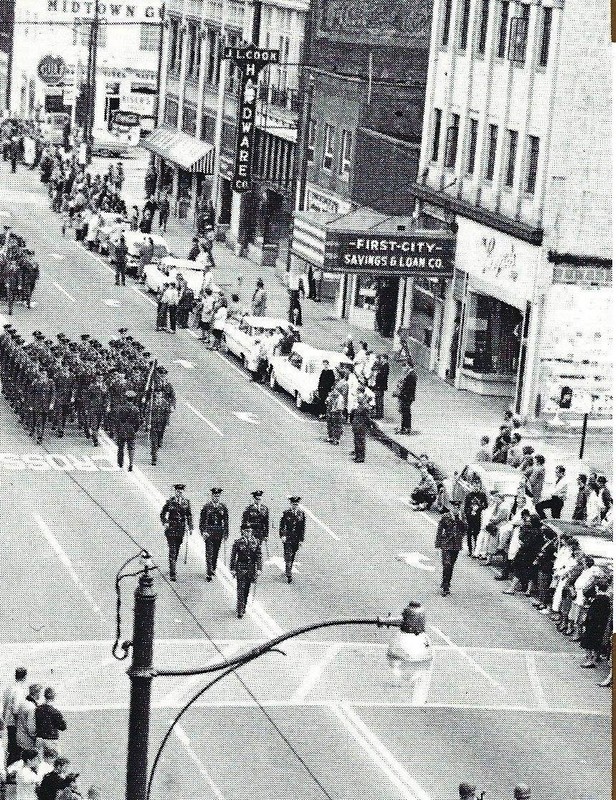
[435,500,466,597]
[52,359,74,437]
[241,491,269,549]
[199,488,229,581]
[160,484,194,582]
[115,389,141,470]
[28,365,55,444]
[149,391,171,466]
[84,372,108,446]
[279,496,305,584]
[230,525,262,618]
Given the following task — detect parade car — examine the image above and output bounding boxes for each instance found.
[451,462,523,505]
[96,212,129,255]
[124,232,170,276]
[542,519,614,569]
[269,342,352,410]
[221,316,296,373]
[143,256,220,297]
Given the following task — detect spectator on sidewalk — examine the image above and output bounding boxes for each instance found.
[56,773,82,800]
[7,747,40,799]
[567,556,604,641]
[288,271,305,326]
[475,435,491,462]
[37,756,70,800]
[536,465,567,519]
[16,684,41,756]
[177,284,195,329]
[572,474,589,521]
[580,578,612,667]
[187,237,200,261]
[492,426,511,463]
[211,299,228,351]
[506,432,524,467]
[114,234,128,287]
[137,236,154,284]
[3,667,28,765]
[139,207,153,234]
[353,341,368,370]
[341,335,355,361]
[526,454,546,505]
[251,278,267,316]
[158,192,170,232]
[351,387,371,463]
[394,359,416,435]
[316,360,336,419]
[161,283,179,333]
[35,688,67,750]
[519,445,535,476]
[199,288,215,344]
[346,365,360,422]
[597,476,612,519]
[532,530,558,611]
[372,354,389,420]
[463,477,488,556]
[326,379,346,445]
[156,282,169,332]
[409,466,438,511]
[503,513,543,596]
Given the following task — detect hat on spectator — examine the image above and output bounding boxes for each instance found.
[288,496,301,503]
[252,490,263,498]
[211,488,222,495]
[174,483,186,490]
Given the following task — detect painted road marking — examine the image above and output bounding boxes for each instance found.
[0,452,120,472]
[53,282,76,302]
[396,552,435,572]
[103,298,121,307]
[290,643,342,704]
[525,652,549,709]
[33,514,107,625]
[301,504,340,541]
[232,411,260,425]
[265,555,299,574]
[133,286,157,306]
[184,401,224,437]
[411,654,434,707]
[174,359,195,369]
[173,725,226,800]
[429,625,504,690]
[48,253,65,260]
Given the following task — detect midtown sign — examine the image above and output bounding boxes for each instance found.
[37,55,67,86]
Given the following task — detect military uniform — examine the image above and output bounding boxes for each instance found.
[51,363,74,436]
[241,492,269,545]
[435,504,466,596]
[149,392,171,465]
[279,498,305,583]
[199,490,229,580]
[84,376,108,446]
[160,486,194,581]
[115,391,140,470]
[28,369,55,443]
[230,529,262,617]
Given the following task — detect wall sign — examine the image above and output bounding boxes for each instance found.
[38,55,67,86]
[223,46,280,193]
[324,232,456,276]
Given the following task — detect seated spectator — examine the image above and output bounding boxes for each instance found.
[7,747,40,799]
[414,453,447,483]
[37,755,70,800]
[475,435,491,462]
[580,578,612,668]
[409,466,438,511]
[519,445,535,476]
[492,426,511,463]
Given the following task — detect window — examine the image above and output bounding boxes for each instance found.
[164,97,178,127]
[441,0,453,46]
[140,22,161,51]
[182,105,197,136]
[539,7,552,66]
[339,129,352,176]
[477,0,490,54]
[207,29,217,84]
[525,135,539,194]
[485,124,498,180]
[458,0,471,49]
[201,114,215,142]
[466,118,478,174]
[444,113,460,169]
[186,23,197,77]
[431,108,442,161]
[496,1,509,58]
[504,129,518,187]
[168,19,179,71]
[508,5,529,64]
[79,21,107,47]
[227,34,239,91]
[306,118,316,162]
[322,123,334,171]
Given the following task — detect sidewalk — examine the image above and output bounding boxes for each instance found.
[95,150,612,479]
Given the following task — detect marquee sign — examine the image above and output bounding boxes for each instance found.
[38,55,67,86]
[323,232,456,276]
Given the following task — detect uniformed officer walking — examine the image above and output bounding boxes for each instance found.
[199,488,229,581]
[229,525,262,618]
[241,490,269,549]
[435,499,466,596]
[279,496,305,583]
[115,389,141,470]
[160,484,194,581]
[149,391,171,466]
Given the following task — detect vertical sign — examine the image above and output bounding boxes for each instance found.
[223,46,280,193]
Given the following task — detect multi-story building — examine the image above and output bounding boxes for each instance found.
[10,1,162,134]
[407,0,611,418]
[149,0,306,260]
[0,0,15,111]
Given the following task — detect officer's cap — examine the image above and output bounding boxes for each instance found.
[174,483,186,490]
[44,339,53,346]
[211,488,223,495]
[80,334,90,340]
[449,500,462,507]
[288,496,301,503]
[126,335,133,341]
[142,351,151,359]
[68,342,78,350]
[156,366,167,374]
[118,327,128,334]
[133,342,144,350]
[252,490,263,498]
[32,330,43,338]
[3,323,12,329]
[125,390,137,398]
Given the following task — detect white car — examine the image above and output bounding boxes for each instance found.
[123,232,170,275]
[96,212,129,255]
[144,256,220,297]
[222,316,295,373]
[269,342,352,410]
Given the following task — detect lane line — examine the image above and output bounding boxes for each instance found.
[525,652,549,709]
[184,401,224,437]
[330,703,432,800]
[52,282,76,303]
[174,724,226,800]
[33,514,107,625]
[133,286,157,306]
[290,643,343,704]
[159,643,242,707]
[301,504,340,541]
[429,625,504,689]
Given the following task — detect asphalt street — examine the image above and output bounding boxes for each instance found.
[0,157,610,800]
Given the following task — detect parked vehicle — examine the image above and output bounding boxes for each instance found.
[123,232,169,276]
[222,316,295,374]
[451,463,523,505]
[143,256,219,296]
[269,342,352,410]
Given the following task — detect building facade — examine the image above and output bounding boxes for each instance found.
[151,0,306,259]
[10,0,162,135]
[0,0,15,112]
[289,0,433,335]
[407,0,611,418]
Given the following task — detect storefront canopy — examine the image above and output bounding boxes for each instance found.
[142,126,215,174]
[291,209,456,277]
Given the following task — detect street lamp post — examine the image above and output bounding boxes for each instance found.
[121,558,432,800]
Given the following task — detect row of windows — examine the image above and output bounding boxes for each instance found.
[306,120,353,178]
[432,109,540,194]
[441,0,552,69]
[71,21,161,52]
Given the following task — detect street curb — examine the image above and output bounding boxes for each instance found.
[370,421,423,469]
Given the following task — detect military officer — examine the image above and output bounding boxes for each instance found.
[149,391,171,466]
[434,500,466,596]
[115,389,141,470]
[52,359,74,437]
[279,496,305,583]
[28,364,56,443]
[199,488,229,581]
[230,525,262,618]
[160,484,194,581]
[241,491,269,547]
[84,372,108,446]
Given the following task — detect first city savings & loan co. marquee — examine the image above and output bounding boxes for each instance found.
[323,232,456,276]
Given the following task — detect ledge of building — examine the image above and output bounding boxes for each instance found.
[547,250,612,268]
[411,183,544,246]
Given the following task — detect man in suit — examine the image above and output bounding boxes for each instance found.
[199,488,229,581]
[316,359,336,419]
[279,496,305,583]
[395,359,417,434]
[435,500,466,596]
[373,354,389,420]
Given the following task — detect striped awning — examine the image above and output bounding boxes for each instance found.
[142,125,215,174]
[290,213,330,267]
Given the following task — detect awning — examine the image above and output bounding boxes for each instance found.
[142,126,215,174]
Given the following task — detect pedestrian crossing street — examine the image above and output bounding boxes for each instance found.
[0,638,608,716]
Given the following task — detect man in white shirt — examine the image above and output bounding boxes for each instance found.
[161,283,179,333]
[7,748,40,800]
[3,667,28,765]
[536,465,567,519]
[347,367,360,421]
[16,684,41,754]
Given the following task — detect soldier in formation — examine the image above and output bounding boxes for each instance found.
[160,484,194,582]
[0,230,40,315]
[199,488,229,581]
[0,326,175,464]
[230,525,262,618]
[241,490,269,552]
[279,496,305,583]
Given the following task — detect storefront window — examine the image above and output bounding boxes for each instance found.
[409,279,444,349]
[462,293,522,374]
[354,275,377,310]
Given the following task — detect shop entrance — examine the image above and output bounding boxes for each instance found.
[375,278,399,338]
[463,294,523,374]
[218,178,232,225]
